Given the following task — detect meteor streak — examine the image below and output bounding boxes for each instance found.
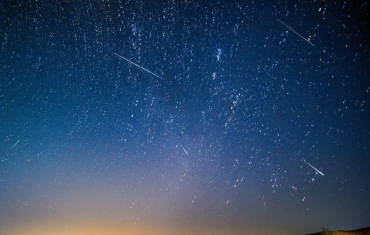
[112,52,163,79]
[303,159,324,176]
[276,18,315,46]
[10,139,20,150]
[178,144,188,155]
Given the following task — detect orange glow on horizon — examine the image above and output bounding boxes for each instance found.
[0,221,272,235]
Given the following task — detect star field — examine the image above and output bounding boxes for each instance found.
[1,1,369,234]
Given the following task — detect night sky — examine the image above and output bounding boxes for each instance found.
[1,1,369,235]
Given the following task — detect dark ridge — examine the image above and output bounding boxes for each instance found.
[305,227,370,235]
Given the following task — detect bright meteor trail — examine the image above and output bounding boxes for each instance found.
[276,18,315,46]
[113,52,164,80]
[303,159,325,176]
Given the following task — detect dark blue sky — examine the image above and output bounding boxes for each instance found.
[1,1,369,234]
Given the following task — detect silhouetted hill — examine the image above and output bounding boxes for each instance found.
[305,227,370,235]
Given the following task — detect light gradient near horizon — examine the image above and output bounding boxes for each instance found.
[1,0,369,234]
